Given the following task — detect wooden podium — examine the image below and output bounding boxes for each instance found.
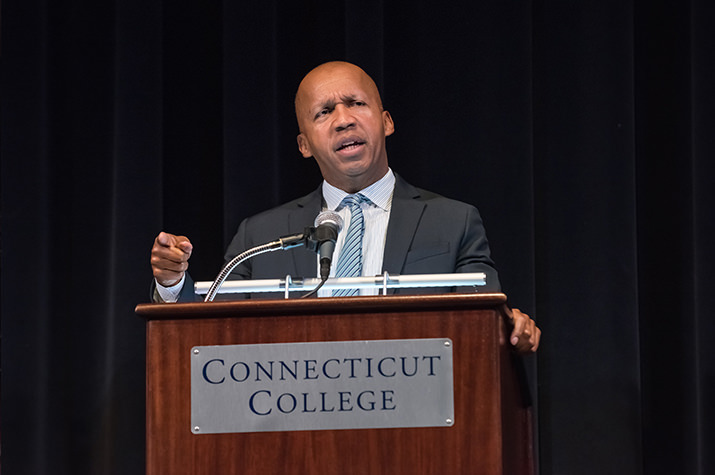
[135,293,534,475]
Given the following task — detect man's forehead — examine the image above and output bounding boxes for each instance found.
[305,76,367,99]
[298,65,379,103]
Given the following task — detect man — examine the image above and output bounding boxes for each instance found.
[150,61,540,353]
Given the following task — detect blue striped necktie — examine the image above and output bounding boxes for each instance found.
[333,193,368,296]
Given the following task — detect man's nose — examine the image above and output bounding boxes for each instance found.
[333,104,355,131]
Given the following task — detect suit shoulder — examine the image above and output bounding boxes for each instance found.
[241,188,321,224]
[412,186,480,212]
[395,175,477,209]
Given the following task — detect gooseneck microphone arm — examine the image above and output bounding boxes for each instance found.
[203,232,308,302]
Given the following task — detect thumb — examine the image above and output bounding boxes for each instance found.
[175,237,193,255]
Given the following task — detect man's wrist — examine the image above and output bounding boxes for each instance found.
[155,274,186,303]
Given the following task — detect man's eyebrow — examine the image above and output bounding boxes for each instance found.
[318,99,337,110]
[312,94,364,116]
[320,94,362,108]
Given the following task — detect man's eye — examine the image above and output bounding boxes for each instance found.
[315,109,330,119]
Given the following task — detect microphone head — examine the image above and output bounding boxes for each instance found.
[314,210,343,232]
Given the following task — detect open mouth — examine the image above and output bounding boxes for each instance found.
[336,140,365,152]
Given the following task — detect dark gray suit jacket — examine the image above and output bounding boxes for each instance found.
[174,174,499,300]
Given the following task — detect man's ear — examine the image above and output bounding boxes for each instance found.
[297,133,313,158]
[383,110,395,137]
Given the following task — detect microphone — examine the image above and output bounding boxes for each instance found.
[312,210,344,280]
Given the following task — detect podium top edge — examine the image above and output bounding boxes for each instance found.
[135,293,508,321]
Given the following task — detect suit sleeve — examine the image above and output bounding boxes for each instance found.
[455,205,501,292]
[150,272,200,303]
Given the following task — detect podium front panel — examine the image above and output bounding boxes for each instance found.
[138,293,533,475]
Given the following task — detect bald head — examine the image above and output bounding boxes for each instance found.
[293,61,395,192]
[295,61,384,131]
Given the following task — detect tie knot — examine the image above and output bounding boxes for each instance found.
[340,193,368,211]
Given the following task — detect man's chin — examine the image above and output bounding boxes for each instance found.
[341,161,374,178]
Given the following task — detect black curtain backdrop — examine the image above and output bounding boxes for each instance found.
[2,1,714,474]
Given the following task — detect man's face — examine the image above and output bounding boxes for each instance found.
[295,63,395,193]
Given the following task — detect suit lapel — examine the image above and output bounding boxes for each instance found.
[382,175,425,282]
[288,186,324,278]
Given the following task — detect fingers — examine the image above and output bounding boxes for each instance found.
[509,308,541,354]
[151,232,193,287]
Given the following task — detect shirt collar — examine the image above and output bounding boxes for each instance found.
[322,168,395,212]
